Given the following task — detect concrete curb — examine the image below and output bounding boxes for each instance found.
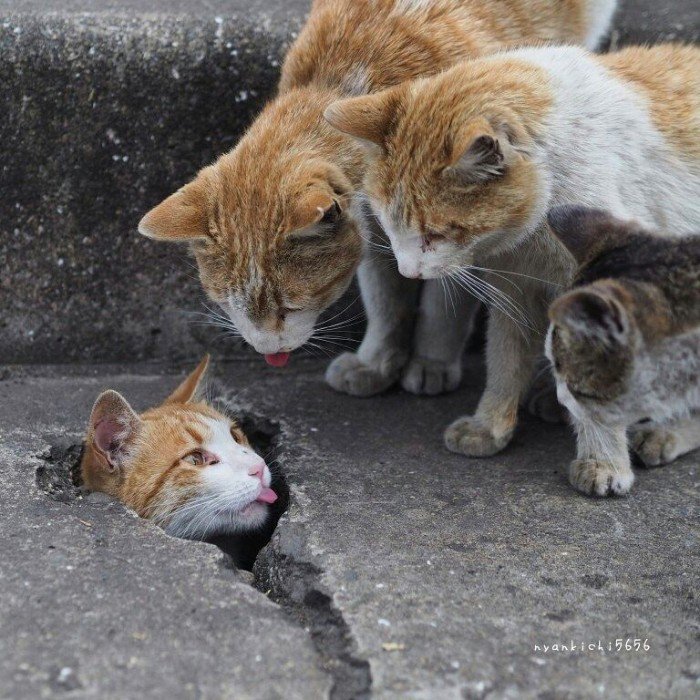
[1,8,303,363]
[0,0,698,364]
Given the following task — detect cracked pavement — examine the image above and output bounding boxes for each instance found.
[1,359,698,698]
[1,0,699,697]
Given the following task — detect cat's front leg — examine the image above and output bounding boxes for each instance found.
[445,307,538,457]
[570,418,634,496]
[525,360,568,424]
[630,413,700,467]
[326,248,419,397]
[401,280,477,396]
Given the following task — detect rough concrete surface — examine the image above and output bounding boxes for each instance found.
[0,0,698,364]
[0,3,307,364]
[1,1,699,696]
[1,358,698,698]
[0,366,331,700]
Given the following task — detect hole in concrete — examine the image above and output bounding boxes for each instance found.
[34,413,365,693]
[35,441,84,502]
[209,410,290,570]
[35,411,289,571]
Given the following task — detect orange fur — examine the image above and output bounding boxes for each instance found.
[139,0,605,331]
[599,44,700,162]
[332,58,553,244]
[326,44,699,461]
[81,356,249,520]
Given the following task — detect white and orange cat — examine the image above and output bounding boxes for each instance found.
[139,0,618,398]
[81,356,284,568]
[324,44,700,457]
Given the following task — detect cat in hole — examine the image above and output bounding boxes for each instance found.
[80,356,287,569]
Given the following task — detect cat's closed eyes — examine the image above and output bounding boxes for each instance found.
[80,356,285,567]
[545,206,700,496]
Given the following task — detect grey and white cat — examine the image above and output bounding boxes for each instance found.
[546,206,700,496]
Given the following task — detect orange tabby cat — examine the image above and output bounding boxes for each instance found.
[322,43,699,459]
[139,0,617,397]
[81,356,284,568]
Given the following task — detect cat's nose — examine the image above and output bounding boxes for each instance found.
[247,463,266,481]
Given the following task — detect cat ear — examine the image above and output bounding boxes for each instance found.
[549,286,630,346]
[88,391,141,471]
[164,355,210,405]
[547,205,622,264]
[324,89,401,151]
[289,189,337,234]
[288,163,351,235]
[138,178,210,242]
[446,131,506,184]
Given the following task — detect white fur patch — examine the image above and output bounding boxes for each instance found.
[164,417,273,539]
[225,295,319,354]
[583,0,619,50]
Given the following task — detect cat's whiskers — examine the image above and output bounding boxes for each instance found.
[444,275,459,317]
[457,268,531,327]
[468,264,562,288]
[168,486,259,539]
[358,229,394,255]
[316,294,362,327]
[184,310,241,336]
[449,266,533,337]
[309,334,361,354]
[314,312,366,333]
[459,269,532,330]
[309,301,364,356]
[304,339,334,358]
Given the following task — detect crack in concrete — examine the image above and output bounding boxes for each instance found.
[34,401,369,696]
[224,390,372,698]
[254,541,372,700]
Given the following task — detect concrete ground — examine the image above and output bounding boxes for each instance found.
[2,358,698,699]
[1,0,699,698]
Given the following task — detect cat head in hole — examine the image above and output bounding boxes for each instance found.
[80,356,278,540]
[544,206,642,407]
[137,91,364,361]
[324,58,552,279]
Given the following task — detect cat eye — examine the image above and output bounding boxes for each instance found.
[423,230,446,245]
[278,305,302,318]
[182,450,219,467]
[421,229,446,252]
[182,451,206,467]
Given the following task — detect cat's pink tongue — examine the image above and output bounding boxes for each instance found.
[264,352,290,367]
[257,488,278,504]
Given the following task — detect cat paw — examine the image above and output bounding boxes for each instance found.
[630,427,680,467]
[527,387,567,424]
[401,356,462,396]
[569,459,635,497]
[444,416,512,457]
[325,351,405,397]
